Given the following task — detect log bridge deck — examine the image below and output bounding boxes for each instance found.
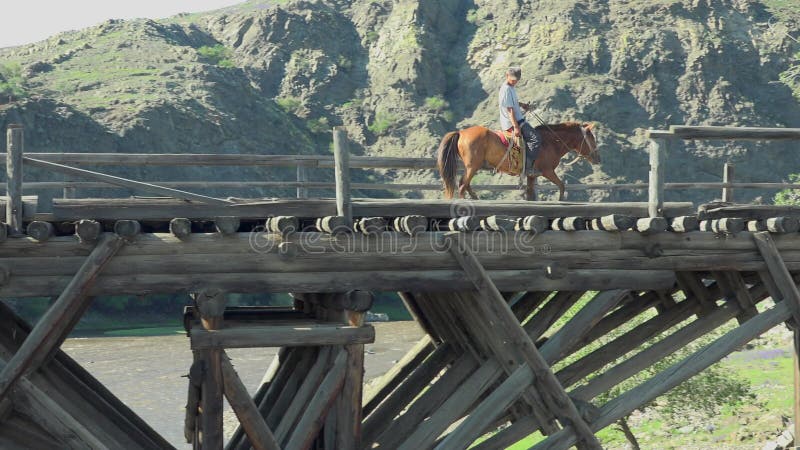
[0,196,799,450]
[2,125,800,449]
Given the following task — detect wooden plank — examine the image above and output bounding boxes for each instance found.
[24,157,232,205]
[539,290,627,364]
[396,292,439,341]
[471,415,539,450]
[274,347,332,444]
[511,291,551,322]
[523,291,585,341]
[436,364,534,450]
[670,125,800,140]
[190,324,374,349]
[699,204,800,220]
[284,349,347,450]
[447,234,603,449]
[398,359,504,450]
[722,163,734,203]
[533,301,792,450]
[6,125,23,235]
[0,234,126,403]
[220,353,281,450]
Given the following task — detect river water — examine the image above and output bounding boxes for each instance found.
[62,321,424,449]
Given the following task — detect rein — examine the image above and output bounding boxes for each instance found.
[527,108,594,166]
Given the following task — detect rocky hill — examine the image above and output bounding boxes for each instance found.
[1,0,799,203]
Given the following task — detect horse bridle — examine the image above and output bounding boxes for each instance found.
[564,125,599,166]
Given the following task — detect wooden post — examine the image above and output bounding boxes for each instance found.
[297,165,308,199]
[0,234,126,402]
[648,137,665,218]
[6,125,23,235]
[195,288,227,450]
[795,329,800,446]
[333,127,352,226]
[722,162,734,203]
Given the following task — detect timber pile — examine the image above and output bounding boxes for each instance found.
[182,291,374,450]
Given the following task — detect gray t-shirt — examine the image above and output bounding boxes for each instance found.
[498,82,524,130]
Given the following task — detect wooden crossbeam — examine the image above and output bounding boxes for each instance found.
[523,291,585,341]
[220,354,281,450]
[446,233,603,449]
[362,336,434,417]
[190,323,375,349]
[0,234,126,403]
[532,301,792,450]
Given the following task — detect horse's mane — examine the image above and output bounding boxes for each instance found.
[535,121,583,130]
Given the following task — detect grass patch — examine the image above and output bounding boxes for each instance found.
[197,44,235,68]
[368,112,397,135]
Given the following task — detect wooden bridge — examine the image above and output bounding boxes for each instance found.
[0,125,799,449]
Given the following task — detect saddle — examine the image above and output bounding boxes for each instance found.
[493,130,525,176]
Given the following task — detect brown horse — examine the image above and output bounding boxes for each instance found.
[437,122,600,201]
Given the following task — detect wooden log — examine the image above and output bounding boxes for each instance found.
[169,218,192,240]
[392,215,428,236]
[185,357,202,444]
[214,216,240,235]
[675,271,716,315]
[539,290,627,364]
[284,349,348,450]
[398,359,504,450]
[266,216,299,234]
[397,292,439,341]
[753,232,800,326]
[262,348,315,431]
[6,125,23,236]
[551,216,585,231]
[511,291,551,322]
[26,221,54,242]
[372,354,480,449]
[518,215,549,233]
[523,291,585,341]
[296,165,308,199]
[722,162,734,203]
[700,204,800,220]
[670,125,800,140]
[335,308,366,450]
[483,215,518,232]
[648,138,665,218]
[717,271,758,324]
[355,217,387,235]
[699,218,744,234]
[471,415,538,450]
[195,288,227,450]
[532,301,792,450]
[0,222,7,243]
[333,127,352,225]
[277,241,298,260]
[767,217,800,233]
[220,353,281,450]
[436,364,534,450]
[448,216,481,232]
[572,302,744,402]
[274,347,332,443]
[593,214,635,231]
[362,336,434,416]
[0,234,126,403]
[447,234,602,449]
[669,215,699,232]
[191,323,374,349]
[361,344,455,447]
[113,220,141,240]
[74,219,102,243]
[634,217,668,234]
[316,215,351,234]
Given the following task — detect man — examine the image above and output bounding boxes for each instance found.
[498,66,541,175]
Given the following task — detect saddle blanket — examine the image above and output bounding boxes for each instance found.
[493,130,524,176]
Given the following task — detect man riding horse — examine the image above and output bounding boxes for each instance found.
[499,66,541,177]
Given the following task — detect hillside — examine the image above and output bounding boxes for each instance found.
[1,0,800,203]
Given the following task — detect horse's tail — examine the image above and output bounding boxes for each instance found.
[437,131,460,199]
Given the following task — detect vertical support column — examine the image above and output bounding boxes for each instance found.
[296,164,308,199]
[648,137,665,218]
[335,291,372,450]
[333,127,352,226]
[722,162,734,203]
[63,183,76,199]
[6,124,23,235]
[196,288,227,450]
[795,329,800,445]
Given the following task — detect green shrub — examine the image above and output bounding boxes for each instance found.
[276,96,302,114]
[466,9,479,24]
[774,173,800,205]
[368,112,397,135]
[197,44,234,68]
[365,31,379,44]
[424,95,448,111]
[307,117,330,134]
[0,62,27,100]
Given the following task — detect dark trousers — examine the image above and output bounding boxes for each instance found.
[519,121,541,173]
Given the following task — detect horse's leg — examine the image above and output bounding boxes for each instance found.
[525,175,537,201]
[542,170,566,201]
[461,166,480,200]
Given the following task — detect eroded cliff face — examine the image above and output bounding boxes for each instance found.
[1,0,798,202]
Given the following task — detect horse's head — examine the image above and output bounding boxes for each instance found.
[565,122,600,166]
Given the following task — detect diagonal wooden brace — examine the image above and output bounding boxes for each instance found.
[0,233,126,403]
[221,352,281,450]
[753,231,800,325]
[446,233,603,449]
